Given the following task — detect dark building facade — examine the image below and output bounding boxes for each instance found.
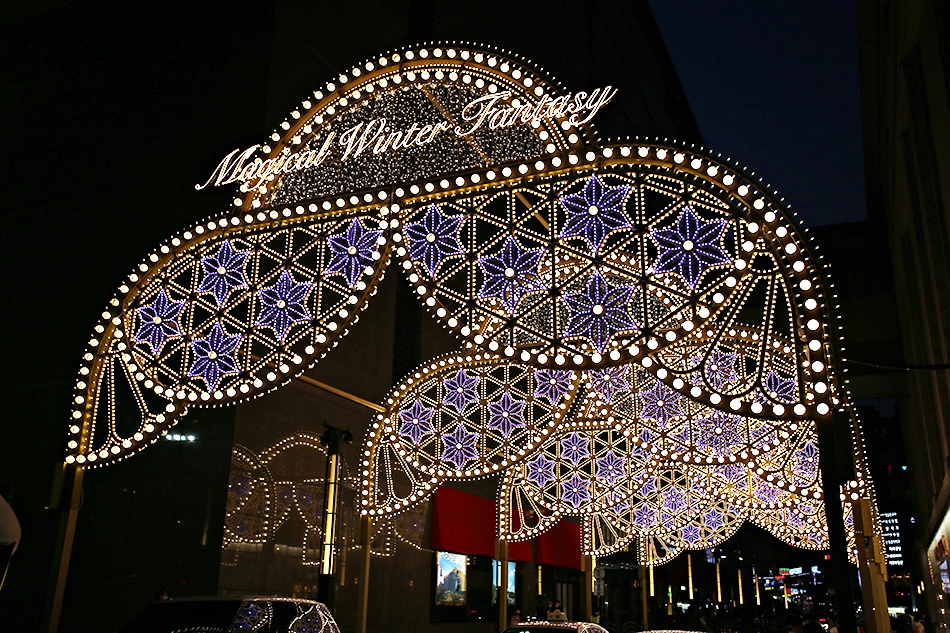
[857,0,950,624]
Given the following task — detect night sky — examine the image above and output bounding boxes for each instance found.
[649,0,867,227]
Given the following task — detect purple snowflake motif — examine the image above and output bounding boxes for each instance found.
[633,504,657,528]
[487,392,526,437]
[560,432,590,464]
[135,289,185,355]
[681,522,702,545]
[404,204,465,278]
[442,369,479,412]
[398,400,435,445]
[559,174,632,252]
[189,323,242,391]
[764,370,797,402]
[477,236,545,313]
[255,270,311,339]
[704,507,725,530]
[631,428,653,459]
[650,206,731,288]
[534,369,572,403]
[325,218,383,287]
[715,463,747,489]
[596,450,626,485]
[693,348,738,389]
[640,476,658,496]
[754,482,781,504]
[526,454,556,488]
[695,410,743,457]
[639,383,684,428]
[561,473,591,508]
[441,424,479,469]
[197,240,249,306]
[588,366,629,401]
[661,487,687,513]
[562,273,637,352]
[793,441,820,482]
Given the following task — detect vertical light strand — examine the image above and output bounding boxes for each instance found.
[738,568,744,605]
[538,565,542,596]
[688,554,694,600]
[754,568,761,606]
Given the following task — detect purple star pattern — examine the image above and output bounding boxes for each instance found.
[651,206,731,288]
[559,175,632,251]
[560,432,589,464]
[441,369,479,412]
[765,371,797,402]
[526,454,556,488]
[661,487,687,513]
[755,482,780,504]
[633,504,657,528]
[404,204,464,278]
[197,240,249,306]
[189,323,242,391]
[696,348,738,389]
[486,392,526,437]
[639,383,684,428]
[793,441,820,482]
[704,507,724,529]
[682,523,702,545]
[589,366,629,401]
[398,400,435,445]
[255,270,311,339]
[640,476,658,496]
[695,410,743,457]
[325,218,383,287]
[441,424,479,469]
[562,273,637,351]
[533,369,572,403]
[135,289,185,355]
[596,450,626,485]
[477,236,544,313]
[561,473,591,508]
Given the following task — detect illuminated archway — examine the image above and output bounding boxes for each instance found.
[63,43,878,590]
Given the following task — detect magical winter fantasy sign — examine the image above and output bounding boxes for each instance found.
[197,86,617,193]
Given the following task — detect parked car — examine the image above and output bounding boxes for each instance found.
[502,622,610,633]
[117,596,340,633]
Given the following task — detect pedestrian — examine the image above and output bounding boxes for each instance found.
[591,608,601,623]
[545,601,554,620]
[550,600,566,621]
[510,608,522,627]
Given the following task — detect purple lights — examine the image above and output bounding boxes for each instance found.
[325,218,383,287]
[651,206,731,288]
[404,204,464,278]
[255,270,311,339]
[189,323,242,391]
[477,236,544,313]
[398,400,435,445]
[135,289,184,355]
[197,241,249,306]
[562,273,636,351]
[559,175,632,251]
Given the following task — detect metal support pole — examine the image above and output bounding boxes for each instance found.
[496,539,508,631]
[639,560,649,630]
[583,554,593,621]
[816,411,858,633]
[853,499,890,633]
[355,515,372,633]
[43,463,83,633]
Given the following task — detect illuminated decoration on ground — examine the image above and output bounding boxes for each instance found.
[65,43,880,564]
